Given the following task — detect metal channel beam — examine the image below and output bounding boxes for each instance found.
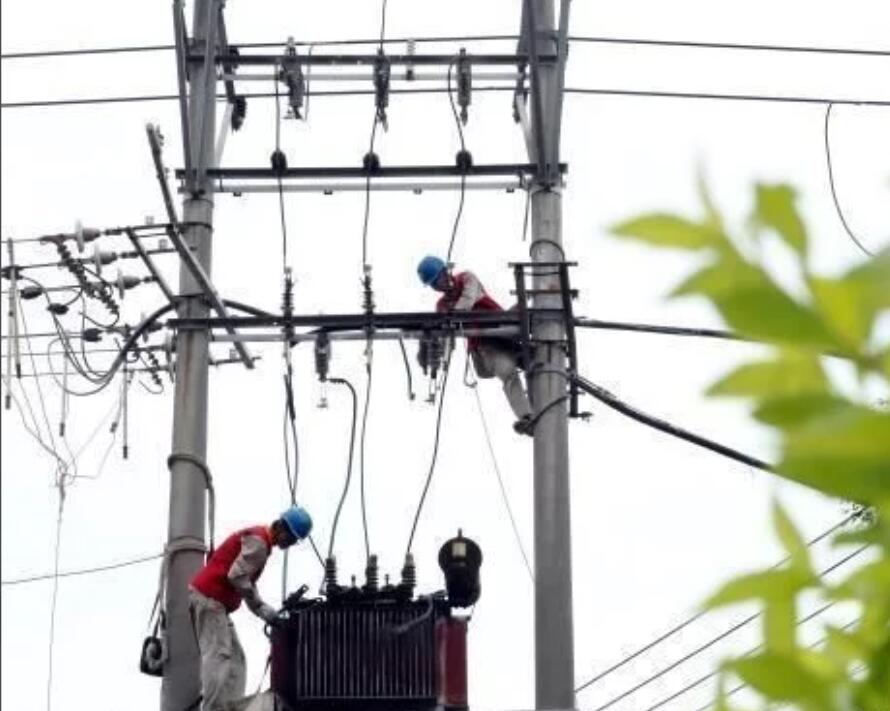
[195,52,554,67]
[210,179,523,195]
[176,163,567,181]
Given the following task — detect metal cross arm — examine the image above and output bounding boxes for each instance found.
[166,307,568,336]
[195,52,557,67]
[175,163,568,183]
[163,224,254,369]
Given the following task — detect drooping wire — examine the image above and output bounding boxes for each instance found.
[325,377,358,560]
[357,367,373,560]
[274,66,289,268]
[45,482,66,711]
[445,58,468,264]
[405,349,454,556]
[353,0,390,563]
[824,103,875,258]
[470,372,534,582]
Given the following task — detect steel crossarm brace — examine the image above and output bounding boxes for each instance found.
[521,0,549,182]
[551,0,572,185]
[123,228,176,305]
[193,52,553,67]
[163,224,254,368]
[176,163,567,182]
[146,124,182,225]
[172,0,193,191]
[215,5,237,104]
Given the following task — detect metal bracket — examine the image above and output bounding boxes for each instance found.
[172,0,193,193]
[124,228,176,305]
[164,223,254,369]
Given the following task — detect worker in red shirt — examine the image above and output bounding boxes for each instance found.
[189,505,312,711]
[417,255,534,435]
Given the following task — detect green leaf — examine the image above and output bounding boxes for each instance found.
[773,503,813,576]
[708,352,829,400]
[706,568,814,609]
[778,407,890,504]
[753,393,848,430]
[611,213,726,250]
[752,183,808,257]
[673,259,839,350]
[727,653,832,705]
[764,597,796,653]
[809,276,874,350]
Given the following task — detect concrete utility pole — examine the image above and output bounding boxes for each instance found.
[525,1,575,709]
[162,0,218,708]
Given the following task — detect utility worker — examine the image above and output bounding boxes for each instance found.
[189,505,313,711]
[417,255,534,435]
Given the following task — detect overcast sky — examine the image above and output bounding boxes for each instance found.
[2,2,889,711]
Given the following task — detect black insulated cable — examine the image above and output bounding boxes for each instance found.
[325,377,358,560]
[572,373,772,471]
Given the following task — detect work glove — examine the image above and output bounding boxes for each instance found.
[257,603,278,624]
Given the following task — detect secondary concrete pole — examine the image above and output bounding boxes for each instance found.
[527,1,575,708]
[161,0,218,708]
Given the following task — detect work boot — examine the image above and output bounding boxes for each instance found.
[513,415,534,437]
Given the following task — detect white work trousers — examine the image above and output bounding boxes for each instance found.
[473,342,532,420]
[189,590,247,711]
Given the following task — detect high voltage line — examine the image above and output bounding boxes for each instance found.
[3,87,888,110]
[2,34,888,60]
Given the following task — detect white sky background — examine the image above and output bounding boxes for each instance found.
[1,1,889,710]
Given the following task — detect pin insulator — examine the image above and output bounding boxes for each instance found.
[362,152,381,174]
[271,149,288,173]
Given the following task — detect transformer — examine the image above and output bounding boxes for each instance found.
[271,535,479,711]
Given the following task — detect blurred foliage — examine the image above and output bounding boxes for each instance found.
[611,181,890,710]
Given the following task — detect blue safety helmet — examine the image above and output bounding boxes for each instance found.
[417,255,447,287]
[280,505,313,541]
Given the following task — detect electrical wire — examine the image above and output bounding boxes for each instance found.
[588,601,835,711]
[358,366,373,560]
[572,510,860,692]
[1,552,163,586]
[405,351,453,556]
[4,34,887,61]
[572,373,772,471]
[645,615,858,711]
[19,296,70,482]
[5,87,889,111]
[824,103,875,257]
[325,377,358,560]
[352,0,389,563]
[46,485,65,711]
[445,57,468,264]
[574,318,742,342]
[471,380,534,583]
[563,87,890,106]
[576,542,870,699]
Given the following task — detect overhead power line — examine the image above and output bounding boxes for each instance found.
[579,544,869,707]
[3,34,887,61]
[2,552,163,586]
[4,87,887,111]
[572,510,859,693]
